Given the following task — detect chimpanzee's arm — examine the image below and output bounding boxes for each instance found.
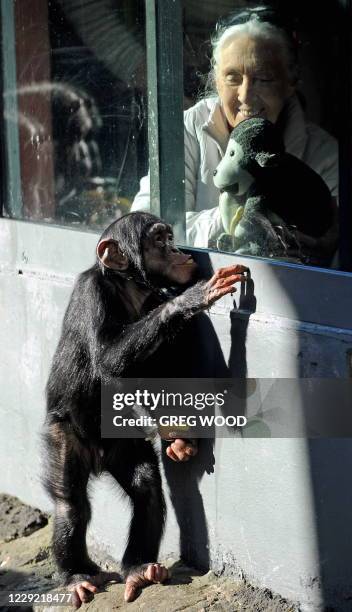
[97,285,202,377]
[95,266,246,378]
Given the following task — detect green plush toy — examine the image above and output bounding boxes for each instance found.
[213,117,333,258]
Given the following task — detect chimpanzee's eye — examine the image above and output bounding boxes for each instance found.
[154,233,166,247]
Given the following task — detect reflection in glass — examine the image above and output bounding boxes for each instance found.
[3,0,148,230]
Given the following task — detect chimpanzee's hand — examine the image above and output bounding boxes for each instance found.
[165,438,198,462]
[180,264,248,313]
[205,265,248,305]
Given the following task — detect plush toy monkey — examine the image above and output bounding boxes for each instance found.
[213,118,333,258]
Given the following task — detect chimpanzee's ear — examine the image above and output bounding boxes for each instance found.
[255,152,281,168]
[96,239,129,270]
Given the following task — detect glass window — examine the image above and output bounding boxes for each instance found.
[175,1,343,269]
[1,0,148,230]
[1,1,350,272]
[131,1,347,271]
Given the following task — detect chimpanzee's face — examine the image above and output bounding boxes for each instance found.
[142,223,197,286]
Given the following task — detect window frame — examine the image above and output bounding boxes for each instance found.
[1,0,22,217]
[145,0,185,243]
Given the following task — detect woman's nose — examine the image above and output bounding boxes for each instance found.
[237,76,256,105]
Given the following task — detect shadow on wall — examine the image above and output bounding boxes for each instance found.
[162,251,255,571]
[173,246,352,610]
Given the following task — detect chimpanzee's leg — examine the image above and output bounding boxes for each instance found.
[43,421,99,583]
[104,439,168,601]
[105,439,165,569]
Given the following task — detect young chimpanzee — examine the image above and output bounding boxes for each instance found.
[43,212,247,607]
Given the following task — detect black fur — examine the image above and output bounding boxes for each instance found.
[43,212,227,584]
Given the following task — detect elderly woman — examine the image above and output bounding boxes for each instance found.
[132,8,338,257]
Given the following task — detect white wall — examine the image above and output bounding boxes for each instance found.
[1,218,352,611]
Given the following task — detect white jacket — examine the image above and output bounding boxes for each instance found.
[132,95,338,247]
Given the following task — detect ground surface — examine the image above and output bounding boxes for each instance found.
[0,494,298,611]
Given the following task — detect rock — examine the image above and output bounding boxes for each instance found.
[0,494,48,542]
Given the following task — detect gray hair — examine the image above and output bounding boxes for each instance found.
[207,17,298,94]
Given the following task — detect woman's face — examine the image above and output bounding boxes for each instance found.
[215,34,294,129]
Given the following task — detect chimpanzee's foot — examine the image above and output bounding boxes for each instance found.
[68,571,121,608]
[124,563,170,602]
[166,438,198,462]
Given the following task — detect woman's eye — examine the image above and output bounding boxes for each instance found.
[256,76,275,84]
[225,74,241,85]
